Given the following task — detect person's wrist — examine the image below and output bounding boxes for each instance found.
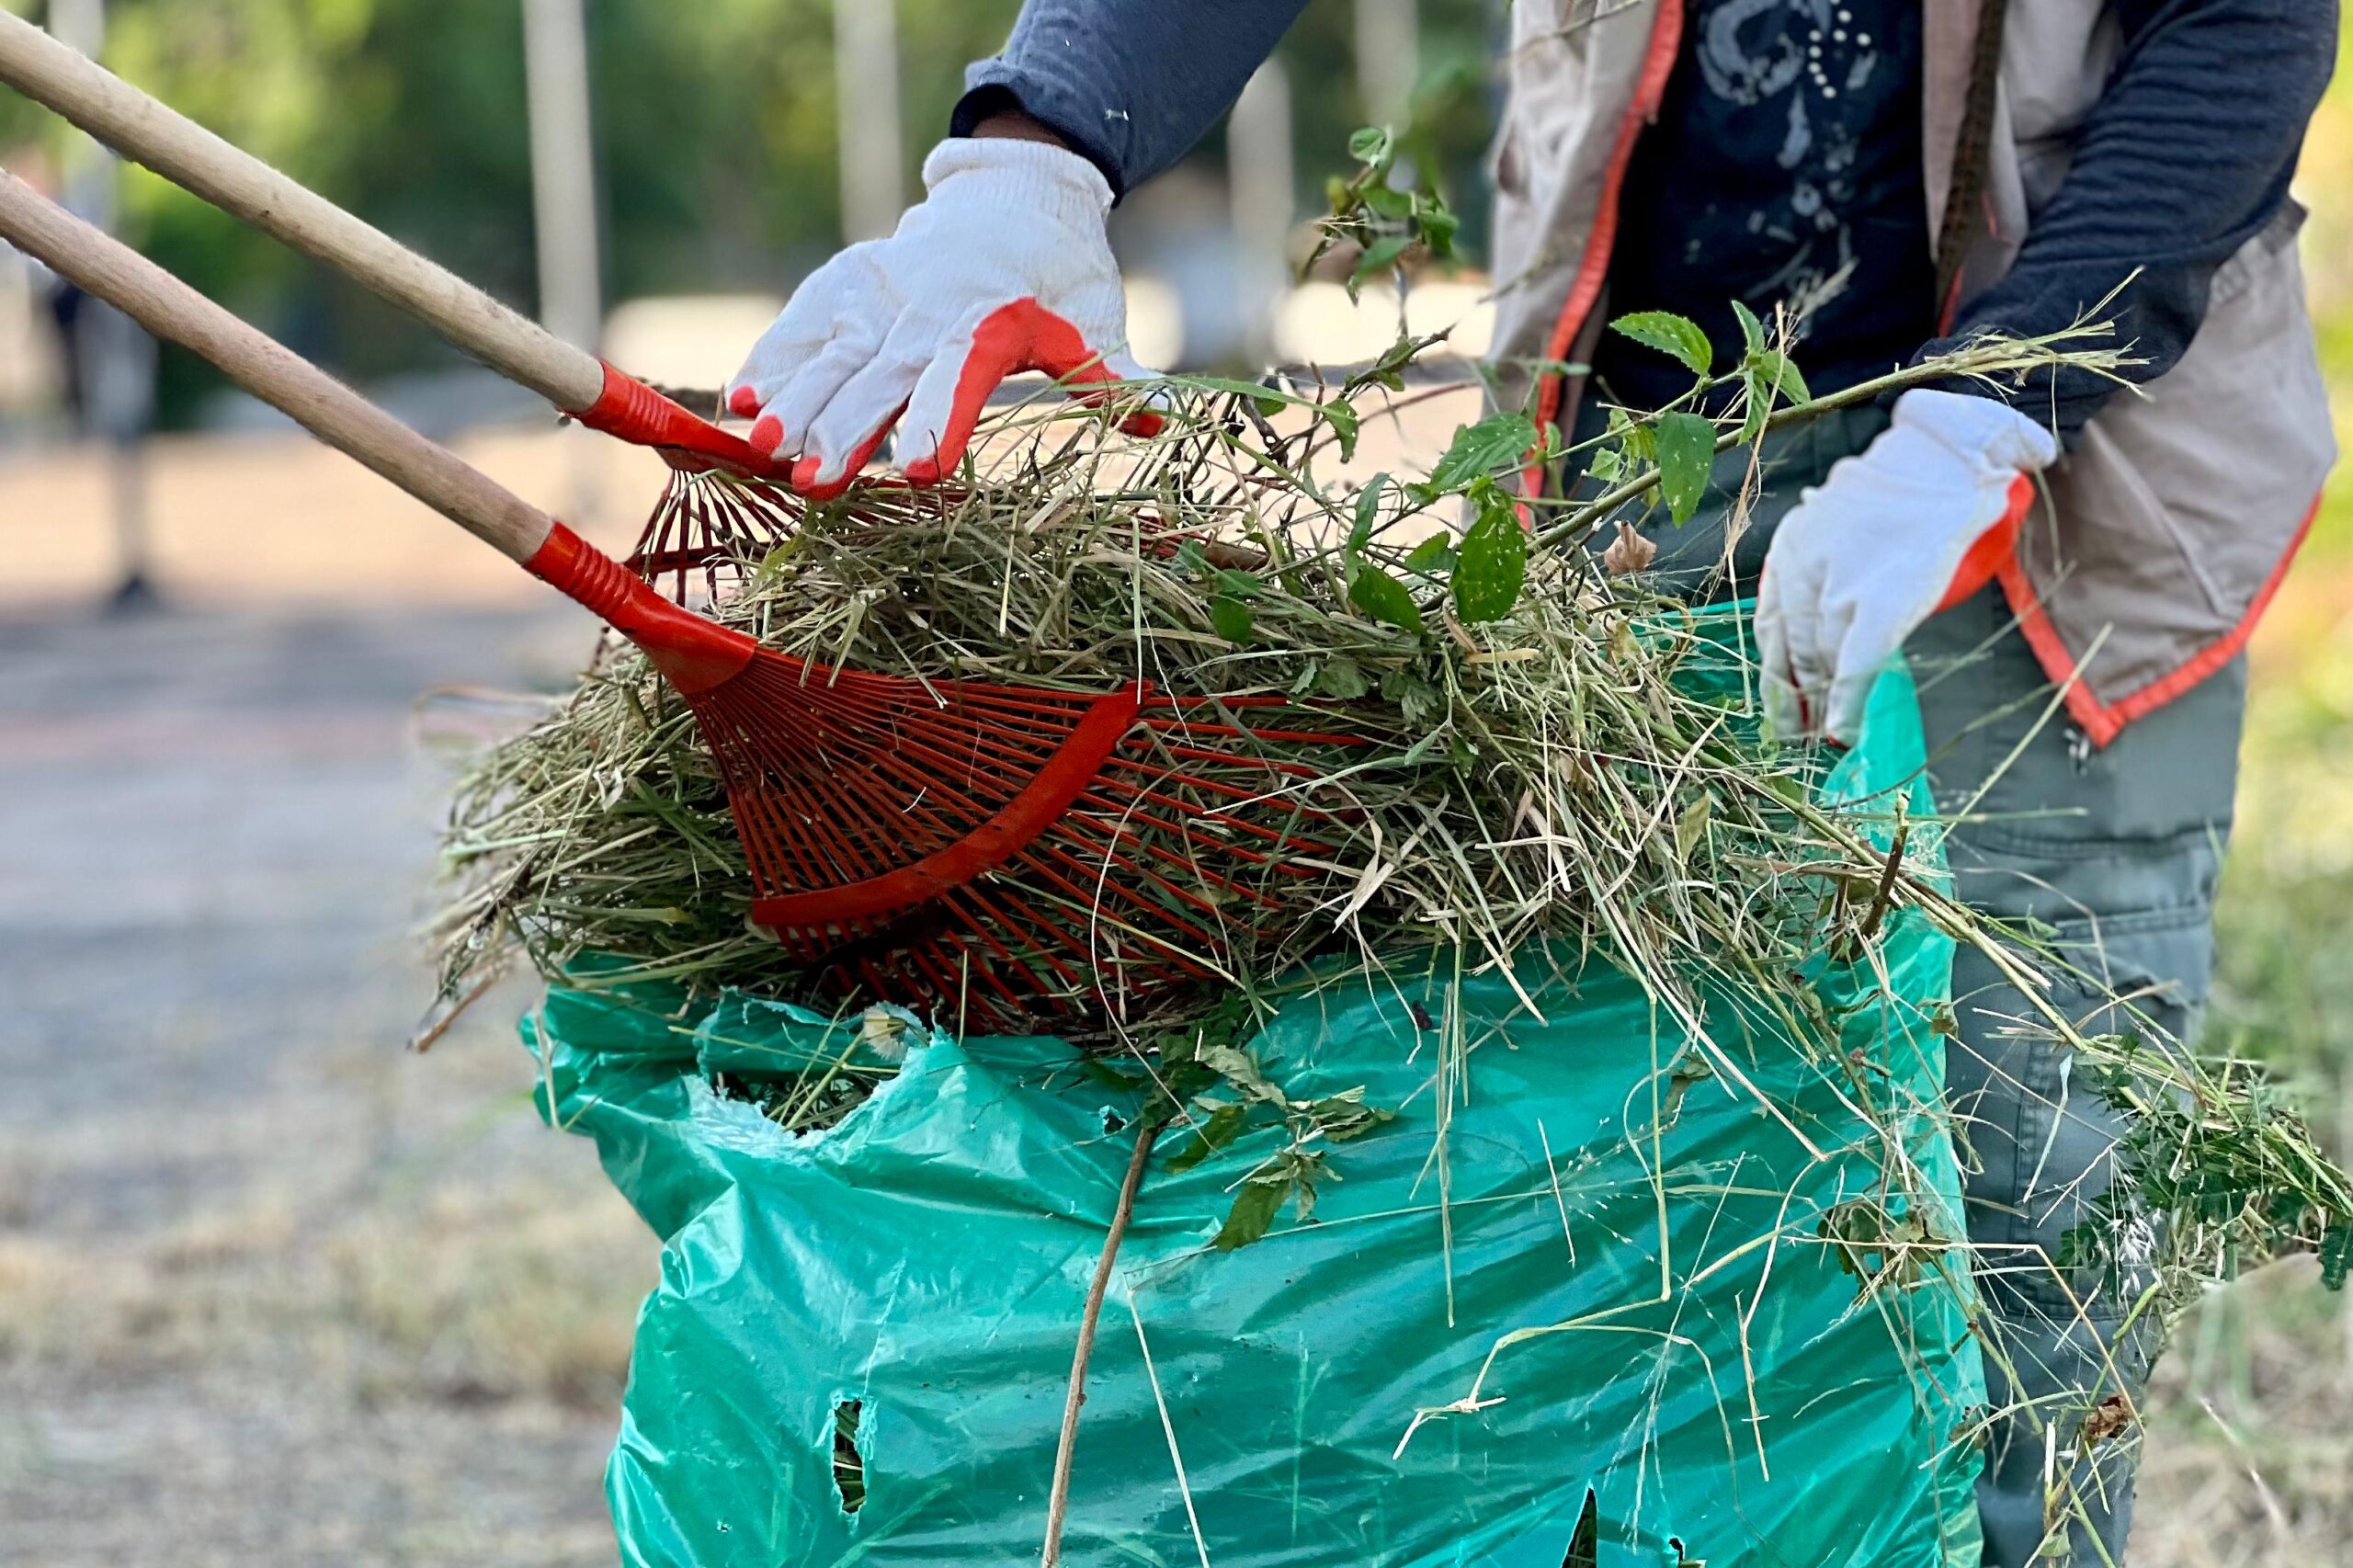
[922,134,1113,222]
[970,109,1071,152]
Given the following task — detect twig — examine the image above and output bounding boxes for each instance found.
[1041,1113,1163,1567]
[1857,823,1909,946]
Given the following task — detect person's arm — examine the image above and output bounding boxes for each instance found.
[1921,0,2337,442]
[952,0,1313,199]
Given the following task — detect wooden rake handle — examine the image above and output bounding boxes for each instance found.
[0,165,758,687]
[0,165,552,564]
[0,11,777,478]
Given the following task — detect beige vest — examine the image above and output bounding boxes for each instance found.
[1488,0,2336,744]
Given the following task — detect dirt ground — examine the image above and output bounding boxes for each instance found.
[0,599,646,1565]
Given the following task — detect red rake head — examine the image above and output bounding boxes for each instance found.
[529,526,1371,1028]
[566,364,803,602]
[624,465,801,603]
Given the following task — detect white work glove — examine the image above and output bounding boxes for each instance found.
[725,137,1161,499]
[1756,388,2059,744]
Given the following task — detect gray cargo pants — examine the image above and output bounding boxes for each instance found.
[1571,402,2245,1565]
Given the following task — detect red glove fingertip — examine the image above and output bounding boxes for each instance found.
[792,411,903,500]
[729,386,762,419]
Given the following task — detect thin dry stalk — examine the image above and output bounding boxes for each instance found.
[1041,1114,1160,1568]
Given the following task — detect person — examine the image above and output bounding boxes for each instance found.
[727,3,2338,1561]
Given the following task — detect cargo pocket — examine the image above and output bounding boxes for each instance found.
[1950,902,2214,1324]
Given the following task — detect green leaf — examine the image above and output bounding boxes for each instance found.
[1211,594,1256,644]
[1350,473,1389,553]
[1198,1042,1290,1108]
[1417,202,1461,258]
[1212,1179,1288,1251]
[1080,1060,1147,1093]
[1751,347,1810,404]
[1609,311,1713,378]
[1730,298,1768,358]
[1402,533,1456,573]
[1360,183,1413,220]
[1381,665,1442,726]
[1168,1104,1250,1173]
[1314,656,1372,699]
[1213,568,1263,598]
[1353,233,1413,280]
[1675,794,1712,860]
[2323,1223,2351,1292]
[1165,372,1364,460]
[1606,404,1656,462]
[1347,125,1394,167]
[1349,563,1426,634]
[1654,412,1718,526]
[1322,400,1361,463]
[1416,414,1538,498]
[1452,484,1529,624]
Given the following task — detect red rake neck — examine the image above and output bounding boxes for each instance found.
[574,361,786,481]
[526,523,758,694]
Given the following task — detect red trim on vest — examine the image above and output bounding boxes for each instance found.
[1997,491,2321,749]
[1518,0,1686,502]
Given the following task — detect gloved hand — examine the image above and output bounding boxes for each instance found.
[725,136,1161,500]
[1756,388,2059,744]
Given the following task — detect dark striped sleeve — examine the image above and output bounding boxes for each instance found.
[1920,0,2337,443]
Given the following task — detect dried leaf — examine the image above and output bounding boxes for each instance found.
[2080,1394,2135,1446]
[1602,521,1658,577]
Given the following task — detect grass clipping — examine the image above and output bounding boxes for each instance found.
[432,332,2351,1310]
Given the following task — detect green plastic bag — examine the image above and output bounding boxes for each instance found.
[527,665,1984,1567]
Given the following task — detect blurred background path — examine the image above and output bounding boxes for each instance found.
[0,602,636,1563]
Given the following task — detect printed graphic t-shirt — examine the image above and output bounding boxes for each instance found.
[1588,0,1935,414]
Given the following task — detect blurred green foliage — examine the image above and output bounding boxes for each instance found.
[0,0,1497,425]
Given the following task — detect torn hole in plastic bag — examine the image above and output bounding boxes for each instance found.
[832,1399,867,1516]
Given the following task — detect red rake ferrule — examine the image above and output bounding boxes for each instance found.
[526,523,758,694]
[573,362,788,481]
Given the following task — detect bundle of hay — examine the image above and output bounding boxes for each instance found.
[429,342,2349,1312]
[434,381,1870,1037]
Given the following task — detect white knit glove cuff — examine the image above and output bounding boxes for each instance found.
[920,138,1114,232]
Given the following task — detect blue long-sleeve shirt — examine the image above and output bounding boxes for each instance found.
[952,0,2336,441]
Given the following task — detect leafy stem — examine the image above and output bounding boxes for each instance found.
[1531,319,2134,553]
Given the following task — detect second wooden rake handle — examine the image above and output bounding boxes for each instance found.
[0,8,606,414]
[0,165,556,565]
